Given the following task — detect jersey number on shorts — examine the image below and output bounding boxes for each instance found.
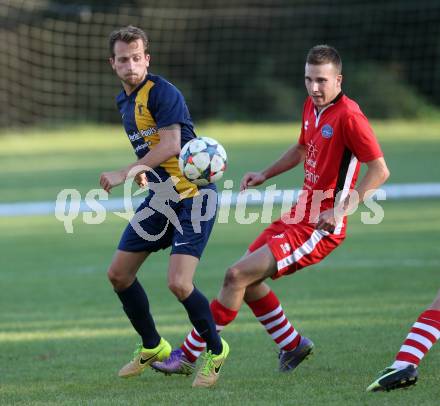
[280,243,291,255]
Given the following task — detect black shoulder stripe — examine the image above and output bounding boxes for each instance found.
[334,147,353,203]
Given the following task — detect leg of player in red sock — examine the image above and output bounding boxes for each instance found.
[367,290,440,392]
[245,283,313,371]
[152,299,237,375]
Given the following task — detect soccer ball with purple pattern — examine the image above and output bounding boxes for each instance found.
[179,137,227,186]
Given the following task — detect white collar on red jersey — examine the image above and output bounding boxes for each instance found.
[313,91,344,127]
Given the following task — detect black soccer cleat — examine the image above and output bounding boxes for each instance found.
[366,365,418,392]
[278,336,314,372]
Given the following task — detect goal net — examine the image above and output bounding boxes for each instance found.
[1,0,439,127]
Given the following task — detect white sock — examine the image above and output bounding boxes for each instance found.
[391,360,417,370]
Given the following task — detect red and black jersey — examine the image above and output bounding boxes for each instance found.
[297,93,383,234]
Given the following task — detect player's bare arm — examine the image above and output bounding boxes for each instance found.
[316,157,390,231]
[133,123,181,172]
[350,157,390,205]
[240,143,306,191]
[99,123,181,193]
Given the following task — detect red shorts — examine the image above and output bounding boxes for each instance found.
[248,217,345,279]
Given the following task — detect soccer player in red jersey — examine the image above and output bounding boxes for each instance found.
[153,45,390,378]
[367,290,440,391]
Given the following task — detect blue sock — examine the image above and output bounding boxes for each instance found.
[116,278,161,349]
[181,287,222,355]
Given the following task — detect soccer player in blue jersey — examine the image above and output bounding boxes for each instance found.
[100,26,228,388]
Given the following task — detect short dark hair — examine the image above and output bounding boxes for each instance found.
[109,25,149,57]
[306,45,342,73]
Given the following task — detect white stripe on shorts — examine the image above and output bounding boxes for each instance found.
[276,229,327,270]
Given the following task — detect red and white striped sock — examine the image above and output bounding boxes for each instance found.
[181,299,238,363]
[392,309,440,369]
[247,290,300,352]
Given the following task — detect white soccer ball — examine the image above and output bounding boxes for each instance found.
[179,137,228,186]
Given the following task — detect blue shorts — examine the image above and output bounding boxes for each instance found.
[118,185,217,258]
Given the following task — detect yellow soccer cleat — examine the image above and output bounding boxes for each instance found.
[192,338,229,388]
[118,338,172,378]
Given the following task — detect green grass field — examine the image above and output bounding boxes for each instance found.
[1,122,440,405]
[1,120,440,203]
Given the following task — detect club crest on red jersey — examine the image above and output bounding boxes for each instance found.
[321,124,333,139]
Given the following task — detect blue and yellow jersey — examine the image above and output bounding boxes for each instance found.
[116,73,204,198]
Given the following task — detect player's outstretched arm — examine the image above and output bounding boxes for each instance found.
[240,143,306,190]
[99,124,181,193]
